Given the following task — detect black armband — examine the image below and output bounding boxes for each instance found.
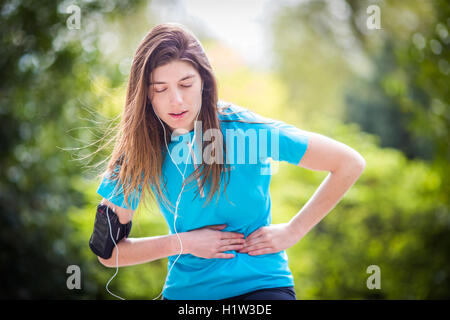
[89,203,132,259]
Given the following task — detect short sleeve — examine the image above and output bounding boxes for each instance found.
[219,105,310,166]
[96,168,142,210]
[268,120,309,165]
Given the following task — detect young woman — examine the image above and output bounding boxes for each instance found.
[93,23,366,300]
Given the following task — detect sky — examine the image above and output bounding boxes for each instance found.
[148,0,280,70]
[145,0,372,76]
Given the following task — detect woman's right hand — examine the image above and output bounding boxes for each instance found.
[182,224,245,259]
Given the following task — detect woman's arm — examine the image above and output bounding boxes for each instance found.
[97,199,246,267]
[240,132,365,255]
[99,198,134,224]
[97,198,184,268]
[99,229,245,268]
[98,233,186,268]
[288,131,366,240]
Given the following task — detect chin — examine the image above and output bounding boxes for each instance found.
[168,121,192,133]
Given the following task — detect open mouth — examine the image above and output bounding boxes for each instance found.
[169,110,188,119]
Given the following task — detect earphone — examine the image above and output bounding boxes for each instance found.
[152,89,202,300]
[104,84,203,300]
[105,206,125,300]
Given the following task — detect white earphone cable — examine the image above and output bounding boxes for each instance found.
[104,88,203,300]
[105,206,125,300]
[152,105,201,300]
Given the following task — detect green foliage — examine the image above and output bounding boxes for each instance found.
[1,0,448,300]
[270,0,450,299]
[0,0,144,299]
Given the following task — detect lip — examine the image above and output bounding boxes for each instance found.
[169,110,188,119]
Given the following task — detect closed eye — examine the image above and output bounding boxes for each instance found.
[155,84,193,93]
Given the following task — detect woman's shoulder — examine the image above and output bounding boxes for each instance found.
[216,100,271,124]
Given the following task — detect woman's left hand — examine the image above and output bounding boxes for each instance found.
[238,223,301,256]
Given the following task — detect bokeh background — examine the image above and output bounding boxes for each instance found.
[0,0,448,299]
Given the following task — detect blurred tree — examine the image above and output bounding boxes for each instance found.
[343,0,450,299]
[2,0,448,300]
[0,0,144,298]
[344,0,449,164]
[269,0,449,299]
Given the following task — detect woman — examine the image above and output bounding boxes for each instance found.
[93,22,366,300]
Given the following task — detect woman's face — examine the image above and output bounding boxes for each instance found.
[148,60,203,132]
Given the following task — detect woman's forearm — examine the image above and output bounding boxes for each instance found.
[98,233,187,268]
[288,162,365,241]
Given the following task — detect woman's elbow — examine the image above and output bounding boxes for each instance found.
[98,249,122,267]
[98,256,113,268]
[97,240,128,267]
[354,153,366,172]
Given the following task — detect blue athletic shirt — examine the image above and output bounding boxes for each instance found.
[96,100,309,300]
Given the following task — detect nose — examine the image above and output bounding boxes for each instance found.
[169,87,183,107]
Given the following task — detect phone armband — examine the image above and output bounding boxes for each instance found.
[89,203,132,259]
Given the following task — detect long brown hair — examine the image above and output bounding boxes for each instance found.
[101,23,229,212]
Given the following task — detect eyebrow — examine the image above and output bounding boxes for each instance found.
[150,73,196,85]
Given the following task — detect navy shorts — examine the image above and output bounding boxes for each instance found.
[162,286,296,300]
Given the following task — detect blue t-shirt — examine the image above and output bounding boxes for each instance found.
[96,100,309,300]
